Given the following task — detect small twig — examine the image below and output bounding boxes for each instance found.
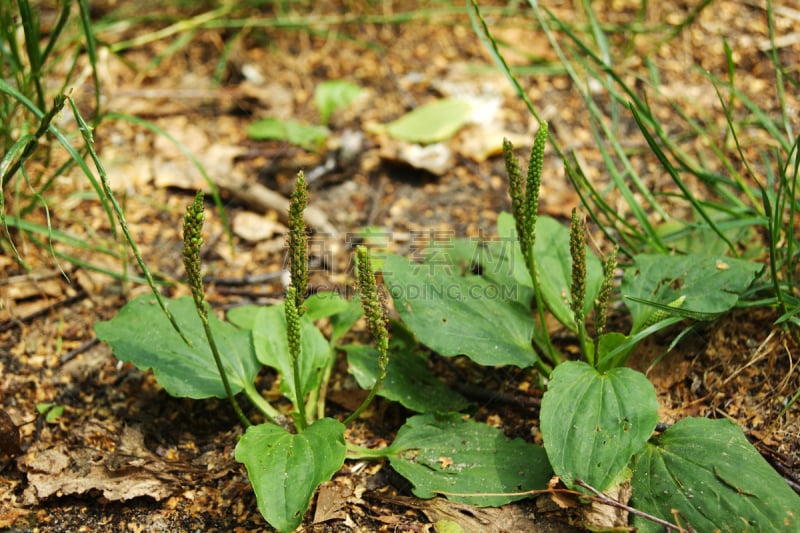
[573,479,688,532]
[59,337,101,364]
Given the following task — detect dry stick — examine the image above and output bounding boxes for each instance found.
[215,173,341,256]
[435,481,688,533]
[573,479,688,533]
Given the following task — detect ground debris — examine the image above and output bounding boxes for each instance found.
[18,426,189,505]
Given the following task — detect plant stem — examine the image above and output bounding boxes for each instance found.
[346,442,392,460]
[183,192,250,427]
[198,307,251,427]
[242,382,280,425]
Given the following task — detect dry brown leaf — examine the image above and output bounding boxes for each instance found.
[312,480,353,524]
[20,432,179,505]
[376,494,570,533]
[0,409,21,458]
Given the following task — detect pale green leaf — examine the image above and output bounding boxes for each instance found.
[385,98,472,144]
[315,80,362,125]
[247,117,329,151]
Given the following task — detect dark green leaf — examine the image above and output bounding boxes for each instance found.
[382,253,537,367]
[622,253,762,333]
[344,339,469,413]
[94,295,260,399]
[386,413,552,506]
[632,418,800,532]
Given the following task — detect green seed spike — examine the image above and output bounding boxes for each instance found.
[285,285,308,429]
[594,246,619,339]
[343,246,389,425]
[525,122,547,255]
[183,191,206,311]
[288,171,308,315]
[569,209,587,324]
[182,191,250,427]
[503,138,527,257]
[356,246,388,359]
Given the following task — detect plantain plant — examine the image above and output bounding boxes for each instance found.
[95,172,553,532]
[382,124,798,531]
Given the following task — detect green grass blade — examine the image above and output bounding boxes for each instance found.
[70,97,189,340]
[77,0,102,122]
[628,104,737,255]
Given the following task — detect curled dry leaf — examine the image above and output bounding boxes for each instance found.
[19,432,179,505]
[0,409,21,458]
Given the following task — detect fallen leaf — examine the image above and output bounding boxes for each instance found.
[312,480,353,524]
[232,211,286,242]
[379,140,454,176]
[0,409,21,458]
[20,435,178,505]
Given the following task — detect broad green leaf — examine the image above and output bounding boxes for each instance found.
[305,291,362,345]
[631,418,800,532]
[533,216,603,332]
[252,305,331,402]
[386,413,552,506]
[94,295,259,399]
[315,80,362,125]
[247,117,329,151]
[540,361,658,491]
[622,253,762,333]
[382,253,537,367]
[304,291,353,320]
[384,98,472,144]
[419,228,532,307]
[226,304,260,330]
[235,418,346,532]
[344,338,469,413]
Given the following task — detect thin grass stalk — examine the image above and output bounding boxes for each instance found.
[40,0,72,64]
[17,0,45,110]
[77,0,102,123]
[0,94,66,188]
[629,104,737,255]
[68,96,193,346]
[0,80,116,232]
